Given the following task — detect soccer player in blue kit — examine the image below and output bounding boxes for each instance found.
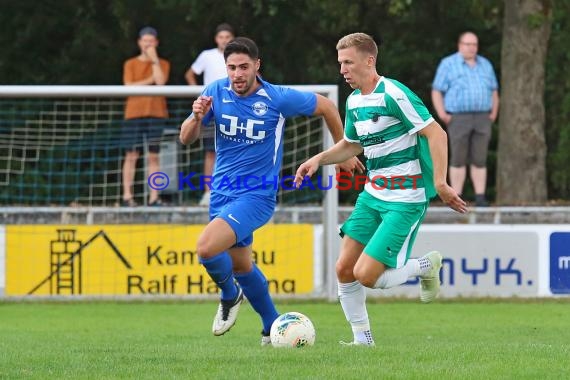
[179,37,363,345]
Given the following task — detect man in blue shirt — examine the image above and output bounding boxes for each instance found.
[179,37,363,345]
[431,31,499,207]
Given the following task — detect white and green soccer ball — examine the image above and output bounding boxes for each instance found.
[270,312,316,348]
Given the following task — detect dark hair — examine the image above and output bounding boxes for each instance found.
[224,37,259,61]
[138,26,158,38]
[215,23,235,36]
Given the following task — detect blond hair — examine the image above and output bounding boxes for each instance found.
[336,33,378,58]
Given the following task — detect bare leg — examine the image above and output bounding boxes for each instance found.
[147,152,160,203]
[449,166,466,195]
[122,150,139,202]
[470,165,487,195]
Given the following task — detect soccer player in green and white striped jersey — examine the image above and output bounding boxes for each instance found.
[294,33,467,347]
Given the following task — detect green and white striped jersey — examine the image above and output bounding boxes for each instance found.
[344,77,437,204]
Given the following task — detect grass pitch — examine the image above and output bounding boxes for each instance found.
[1,299,568,379]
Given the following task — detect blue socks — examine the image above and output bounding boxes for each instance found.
[235,264,279,334]
[200,252,238,301]
[202,255,278,333]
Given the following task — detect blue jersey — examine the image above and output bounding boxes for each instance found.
[196,77,317,197]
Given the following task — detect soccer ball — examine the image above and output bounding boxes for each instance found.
[270,312,316,348]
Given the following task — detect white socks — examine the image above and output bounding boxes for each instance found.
[373,258,432,289]
[338,281,374,344]
[338,281,368,329]
[338,256,435,344]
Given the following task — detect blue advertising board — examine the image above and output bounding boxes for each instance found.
[550,232,570,294]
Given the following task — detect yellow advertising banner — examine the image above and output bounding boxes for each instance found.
[6,224,313,296]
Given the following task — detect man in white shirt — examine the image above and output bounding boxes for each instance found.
[185,23,235,206]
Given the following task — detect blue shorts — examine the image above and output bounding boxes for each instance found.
[210,192,276,247]
[121,118,166,153]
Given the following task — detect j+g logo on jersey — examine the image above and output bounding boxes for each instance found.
[219,114,266,141]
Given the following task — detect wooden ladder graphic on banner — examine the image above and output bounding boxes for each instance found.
[50,229,82,294]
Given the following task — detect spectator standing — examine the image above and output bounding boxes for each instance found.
[121,26,170,206]
[431,31,499,207]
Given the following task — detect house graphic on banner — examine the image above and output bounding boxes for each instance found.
[27,229,131,295]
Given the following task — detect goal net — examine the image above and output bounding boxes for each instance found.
[0,85,340,299]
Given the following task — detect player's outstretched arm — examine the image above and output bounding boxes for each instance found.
[294,140,362,188]
[419,121,467,213]
[179,96,212,145]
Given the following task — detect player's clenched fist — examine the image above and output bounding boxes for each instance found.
[193,96,213,121]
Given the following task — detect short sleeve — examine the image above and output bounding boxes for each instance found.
[191,51,207,75]
[160,59,170,82]
[487,60,499,90]
[385,81,434,135]
[123,60,134,84]
[275,87,317,118]
[432,59,449,93]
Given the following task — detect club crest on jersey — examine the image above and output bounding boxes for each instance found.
[252,101,268,116]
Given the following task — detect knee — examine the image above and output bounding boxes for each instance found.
[336,260,354,283]
[353,266,377,288]
[196,237,216,260]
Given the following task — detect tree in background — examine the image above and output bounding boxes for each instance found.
[497,0,552,204]
[545,0,570,200]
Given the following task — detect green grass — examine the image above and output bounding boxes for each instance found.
[1,300,569,379]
